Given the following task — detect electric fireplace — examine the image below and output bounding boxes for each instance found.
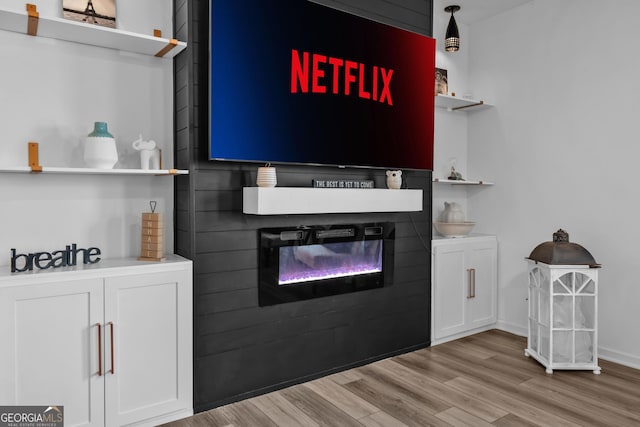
[259,223,395,306]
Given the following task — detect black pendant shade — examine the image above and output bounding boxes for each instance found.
[444,5,460,52]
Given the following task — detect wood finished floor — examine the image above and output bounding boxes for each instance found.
[165,330,640,426]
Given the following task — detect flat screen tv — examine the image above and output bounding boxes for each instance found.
[209,0,435,170]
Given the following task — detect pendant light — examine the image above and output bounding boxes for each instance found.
[444,5,461,52]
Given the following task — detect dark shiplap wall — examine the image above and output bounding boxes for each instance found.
[174,0,434,411]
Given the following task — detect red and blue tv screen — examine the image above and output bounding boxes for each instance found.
[209,0,435,170]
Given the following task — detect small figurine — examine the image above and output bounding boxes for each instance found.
[448,165,464,181]
[132,134,161,170]
[386,170,402,189]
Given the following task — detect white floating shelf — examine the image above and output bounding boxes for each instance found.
[435,94,492,112]
[0,7,186,58]
[433,178,494,185]
[243,187,423,215]
[0,166,188,176]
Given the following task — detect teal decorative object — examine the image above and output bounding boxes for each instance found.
[88,121,114,138]
[84,121,118,169]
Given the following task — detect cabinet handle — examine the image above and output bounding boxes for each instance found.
[97,323,102,376]
[109,321,115,375]
[467,268,476,298]
[471,268,476,298]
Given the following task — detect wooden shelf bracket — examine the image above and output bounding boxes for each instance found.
[451,100,484,111]
[28,142,43,172]
[26,3,39,36]
[154,39,178,58]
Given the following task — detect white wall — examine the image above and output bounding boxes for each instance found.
[467,0,640,367]
[0,2,176,268]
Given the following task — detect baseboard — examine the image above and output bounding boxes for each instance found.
[495,322,640,371]
[431,324,496,346]
[495,320,527,337]
[130,408,194,427]
[599,346,640,370]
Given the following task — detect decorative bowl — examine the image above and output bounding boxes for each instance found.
[433,221,476,238]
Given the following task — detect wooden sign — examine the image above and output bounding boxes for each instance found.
[138,202,165,261]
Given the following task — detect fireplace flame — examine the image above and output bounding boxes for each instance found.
[278,240,383,285]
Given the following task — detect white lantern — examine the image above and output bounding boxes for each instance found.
[525,229,601,374]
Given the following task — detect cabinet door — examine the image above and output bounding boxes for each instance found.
[432,245,468,339]
[466,240,498,329]
[103,269,191,426]
[0,279,105,427]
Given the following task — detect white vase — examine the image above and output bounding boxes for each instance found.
[84,122,118,169]
[256,167,277,187]
[442,201,466,223]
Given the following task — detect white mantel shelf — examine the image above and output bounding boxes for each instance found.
[243,187,423,215]
[0,7,186,58]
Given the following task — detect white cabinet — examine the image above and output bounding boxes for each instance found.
[432,235,497,344]
[0,256,193,427]
[0,277,105,426]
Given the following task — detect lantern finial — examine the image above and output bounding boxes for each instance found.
[553,229,569,242]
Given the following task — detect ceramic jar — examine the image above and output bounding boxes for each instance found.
[256,166,277,187]
[442,201,465,223]
[84,122,118,169]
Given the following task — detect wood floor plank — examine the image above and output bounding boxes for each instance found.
[374,358,508,422]
[429,343,534,384]
[445,376,585,427]
[566,369,640,399]
[436,338,499,360]
[393,350,459,383]
[519,376,640,426]
[216,400,278,427]
[599,358,640,382]
[534,370,640,413]
[435,407,495,427]
[490,351,555,377]
[467,329,527,351]
[280,384,365,427]
[343,378,454,427]
[358,411,409,427]
[357,363,451,414]
[327,369,365,385]
[303,376,380,420]
[416,346,532,390]
[250,390,320,427]
[492,413,541,427]
[437,350,628,427]
[164,330,640,427]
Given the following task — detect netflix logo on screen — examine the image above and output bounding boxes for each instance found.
[290,49,394,106]
[210,0,435,170]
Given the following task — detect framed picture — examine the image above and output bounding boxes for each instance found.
[63,0,116,28]
[435,67,448,95]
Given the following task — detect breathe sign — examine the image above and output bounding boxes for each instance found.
[10,244,101,273]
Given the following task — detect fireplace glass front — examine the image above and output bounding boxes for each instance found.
[259,223,394,306]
